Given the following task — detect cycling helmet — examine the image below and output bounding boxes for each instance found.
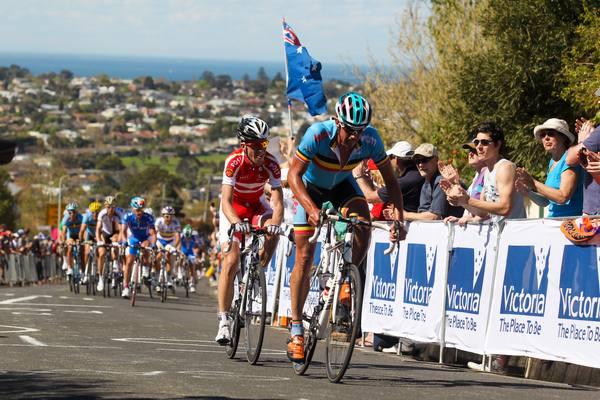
[182,224,193,238]
[66,202,79,211]
[130,196,145,209]
[236,115,269,142]
[88,201,102,213]
[104,196,116,207]
[144,207,154,216]
[161,206,175,216]
[335,92,372,129]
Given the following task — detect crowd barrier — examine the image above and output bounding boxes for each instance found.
[267,219,600,370]
[2,254,61,285]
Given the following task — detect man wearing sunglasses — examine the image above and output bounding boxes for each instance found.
[59,201,84,276]
[96,196,122,292]
[215,115,283,345]
[286,91,406,362]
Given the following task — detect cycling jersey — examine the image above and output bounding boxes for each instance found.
[81,211,98,240]
[121,211,155,241]
[61,213,83,239]
[295,119,388,189]
[97,208,121,236]
[222,148,281,204]
[181,235,200,256]
[155,217,181,244]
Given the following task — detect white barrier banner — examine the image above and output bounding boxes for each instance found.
[361,228,402,335]
[444,223,498,354]
[277,234,323,320]
[266,239,285,315]
[485,219,600,369]
[362,222,450,343]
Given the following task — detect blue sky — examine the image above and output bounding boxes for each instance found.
[0,0,419,65]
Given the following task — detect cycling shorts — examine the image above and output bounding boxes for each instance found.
[157,238,175,248]
[218,197,272,244]
[127,236,149,256]
[293,178,365,236]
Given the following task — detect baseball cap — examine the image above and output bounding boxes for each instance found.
[386,141,413,159]
[407,143,438,158]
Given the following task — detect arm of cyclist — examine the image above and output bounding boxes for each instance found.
[378,159,406,241]
[288,156,320,227]
[118,223,127,245]
[221,184,250,234]
[79,222,87,242]
[148,227,157,249]
[267,186,284,234]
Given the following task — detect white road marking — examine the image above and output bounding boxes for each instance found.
[15,303,112,308]
[156,348,286,355]
[59,296,69,299]
[11,312,53,316]
[0,344,121,349]
[0,325,39,334]
[0,295,52,304]
[178,370,290,382]
[141,371,165,376]
[18,335,47,346]
[1,293,15,296]
[83,298,94,301]
[0,308,52,312]
[64,310,103,314]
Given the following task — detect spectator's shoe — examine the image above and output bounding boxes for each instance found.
[467,361,484,371]
[121,287,130,299]
[66,268,73,276]
[189,282,196,293]
[156,285,161,293]
[287,335,305,362]
[97,278,104,292]
[62,262,68,271]
[215,323,231,345]
[82,275,88,284]
[382,344,399,354]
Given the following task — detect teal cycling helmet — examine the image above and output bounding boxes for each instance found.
[66,202,79,211]
[335,92,372,129]
[182,224,193,238]
[130,196,145,209]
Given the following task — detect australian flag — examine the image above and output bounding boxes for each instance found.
[283,20,327,116]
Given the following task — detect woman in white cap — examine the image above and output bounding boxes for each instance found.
[516,118,583,217]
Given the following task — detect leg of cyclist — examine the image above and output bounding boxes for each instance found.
[122,237,139,298]
[215,240,240,344]
[65,238,75,275]
[339,198,372,269]
[82,243,91,284]
[257,215,279,268]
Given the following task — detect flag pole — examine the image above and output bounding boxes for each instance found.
[282,17,294,141]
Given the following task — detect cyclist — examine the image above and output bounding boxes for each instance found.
[215,115,284,345]
[179,224,201,293]
[59,202,84,276]
[154,205,181,291]
[286,92,406,362]
[119,196,157,299]
[79,201,101,284]
[96,196,122,292]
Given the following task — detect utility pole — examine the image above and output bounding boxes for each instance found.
[202,175,212,222]
[57,174,69,230]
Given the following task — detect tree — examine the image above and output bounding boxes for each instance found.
[201,71,216,87]
[96,154,125,170]
[207,119,237,141]
[142,76,156,90]
[0,169,16,229]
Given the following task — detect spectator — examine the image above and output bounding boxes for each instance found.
[354,141,425,221]
[442,142,487,225]
[516,119,583,217]
[403,143,464,221]
[566,88,600,216]
[445,122,526,225]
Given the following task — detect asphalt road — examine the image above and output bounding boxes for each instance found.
[0,282,598,400]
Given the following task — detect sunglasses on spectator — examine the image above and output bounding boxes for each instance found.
[245,140,269,150]
[414,156,434,164]
[473,139,493,146]
[539,130,557,138]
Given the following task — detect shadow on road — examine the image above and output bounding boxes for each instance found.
[0,370,129,399]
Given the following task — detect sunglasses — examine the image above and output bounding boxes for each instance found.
[473,139,493,146]
[340,122,365,136]
[414,156,434,164]
[539,130,557,138]
[245,140,269,150]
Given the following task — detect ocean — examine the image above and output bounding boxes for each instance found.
[0,52,361,83]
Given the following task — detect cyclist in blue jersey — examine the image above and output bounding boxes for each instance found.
[179,224,200,293]
[286,92,406,362]
[79,201,102,284]
[119,196,157,299]
[59,202,84,276]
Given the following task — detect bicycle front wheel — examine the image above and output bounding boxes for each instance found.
[325,263,363,383]
[244,266,267,365]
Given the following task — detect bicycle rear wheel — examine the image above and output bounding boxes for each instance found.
[325,263,362,383]
[244,265,267,365]
[130,262,138,307]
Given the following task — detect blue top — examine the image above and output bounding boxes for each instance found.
[121,211,155,240]
[61,213,83,238]
[81,211,98,239]
[295,120,388,189]
[181,235,200,255]
[545,152,584,217]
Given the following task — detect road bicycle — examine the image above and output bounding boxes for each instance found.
[81,240,97,296]
[67,242,82,294]
[98,242,119,298]
[175,252,193,298]
[155,247,177,302]
[224,223,283,365]
[292,207,398,383]
[128,244,153,307]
